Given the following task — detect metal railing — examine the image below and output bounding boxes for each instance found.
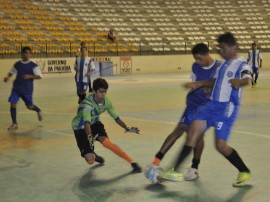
[0,40,264,59]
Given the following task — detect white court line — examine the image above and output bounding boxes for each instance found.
[1,111,269,139]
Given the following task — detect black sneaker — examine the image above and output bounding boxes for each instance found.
[131,162,142,173]
[95,154,105,164]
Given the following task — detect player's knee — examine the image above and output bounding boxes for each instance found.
[86,159,95,165]
[98,136,107,144]
[215,141,227,154]
[169,131,182,140]
[84,153,95,165]
[170,125,186,139]
[26,105,34,110]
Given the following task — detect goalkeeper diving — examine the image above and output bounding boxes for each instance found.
[71,78,142,173]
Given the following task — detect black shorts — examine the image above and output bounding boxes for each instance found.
[74,122,107,157]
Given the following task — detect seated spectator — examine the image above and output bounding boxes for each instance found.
[107,29,116,43]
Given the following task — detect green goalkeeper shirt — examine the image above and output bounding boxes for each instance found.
[72,94,119,130]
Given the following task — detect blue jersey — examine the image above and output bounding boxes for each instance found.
[186,59,221,108]
[211,57,252,106]
[10,60,42,94]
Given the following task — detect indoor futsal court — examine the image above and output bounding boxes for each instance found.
[0,71,270,202]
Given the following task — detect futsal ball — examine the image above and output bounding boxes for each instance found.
[144,164,164,184]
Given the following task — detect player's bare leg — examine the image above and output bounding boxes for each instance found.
[152,124,187,166]
[215,137,251,187]
[185,135,204,181]
[174,120,207,172]
[27,104,42,121]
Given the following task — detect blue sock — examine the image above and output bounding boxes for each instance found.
[10,108,17,124]
[32,105,41,113]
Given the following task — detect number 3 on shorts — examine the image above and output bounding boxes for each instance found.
[217,122,223,130]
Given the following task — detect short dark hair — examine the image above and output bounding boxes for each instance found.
[217,32,237,46]
[93,78,109,91]
[80,41,86,46]
[252,42,257,46]
[21,46,31,53]
[192,43,209,55]
[80,46,88,51]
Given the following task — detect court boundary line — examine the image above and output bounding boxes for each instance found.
[1,111,269,139]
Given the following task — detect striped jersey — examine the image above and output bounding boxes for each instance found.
[72,94,119,130]
[74,56,96,83]
[10,60,42,94]
[247,49,262,68]
[211,57,252,105]
[186,59,221,108]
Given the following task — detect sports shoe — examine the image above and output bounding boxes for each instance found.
[185,167,199,181]
[8,123,18,130]
[131,162,142,173]
[158,168,183,181]
[37,111,43,121]
[233,172,252,187]
[94,153,105,164]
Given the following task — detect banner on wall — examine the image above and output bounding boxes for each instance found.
[35,59,72,74]
[120,56,132,74]
[35,58,113,76]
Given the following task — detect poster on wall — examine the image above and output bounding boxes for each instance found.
[91,62,100,78]
[35,59,72,74]
[120,56,132,74]
[92,61,113,77]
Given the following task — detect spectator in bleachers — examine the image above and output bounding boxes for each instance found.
[247,42,262,87]
[107,29,116,43]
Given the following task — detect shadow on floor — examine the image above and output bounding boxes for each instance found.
[72,164,138,202]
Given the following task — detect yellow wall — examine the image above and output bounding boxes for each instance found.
[0,53,269,78]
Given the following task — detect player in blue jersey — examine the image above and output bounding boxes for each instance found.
[247,42,262,87]
[145,43,221,182]
[74,46,95,104]
[3,47,43,130]
[160,32,252,187]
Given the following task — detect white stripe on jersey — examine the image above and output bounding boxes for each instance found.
[190,59,218,82]
[211,57,251,103]
[247,49,262,68]
[74,57,95,83]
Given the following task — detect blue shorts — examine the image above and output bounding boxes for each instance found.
[8,90,33,106]
[252,67,259,74]
[76,82,88,93]
[194,101,239,141]
[178,106,199,126]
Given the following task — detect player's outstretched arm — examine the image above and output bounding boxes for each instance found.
[116,119,140,134]
[3,73,13,82]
